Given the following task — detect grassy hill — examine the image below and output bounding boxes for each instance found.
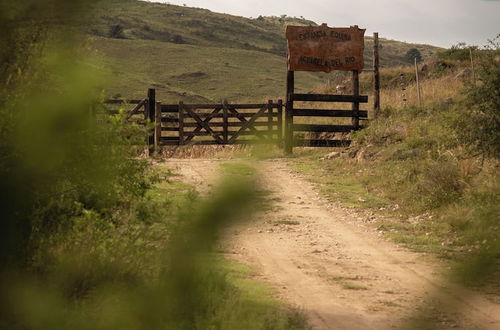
[89,0,442,102]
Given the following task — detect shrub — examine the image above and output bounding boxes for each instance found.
[108,24,125,39]
[437,42,476,61]
[455,35,500,158]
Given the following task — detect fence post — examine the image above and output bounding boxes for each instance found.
[267,100,273,140]
[414,57,422,106]
[155,101,161,152]
[469,48,476,85]
[373,32,380,118]
[222,100,229,144]
[352,70,360,130]
[285,70,294,154]
[147,88,156,156]
[178,101,185,145]
[277,99,283,144]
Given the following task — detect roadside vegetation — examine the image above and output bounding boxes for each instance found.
[289,39,500,289]
[0,1,309,329]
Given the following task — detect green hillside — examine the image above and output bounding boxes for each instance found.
[90,0,442,102]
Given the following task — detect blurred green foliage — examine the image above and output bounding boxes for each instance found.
[0,3,309,329]
[0,0,152,267]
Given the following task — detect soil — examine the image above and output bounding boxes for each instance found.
[165,158,500,330]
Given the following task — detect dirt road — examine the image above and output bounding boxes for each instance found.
[166,158,500,330]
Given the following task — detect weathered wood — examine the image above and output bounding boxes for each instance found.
[182,122,277,128]
[147,88,156,155]
[223,100,229,143]
[292,124,357,132]
[183,105,225,144]
[292,93,368,103]
[125,100,146,119]
[277,99,283,142]
[286,24,366,72]
[183,107,222,143]
[178,101,185,145]
[161,112,278,123]
[228,104,269,143]
[165,130,280,137]
[294,139,352,147]
[225,106,268,141]
[292,109,368,118]
[285,70,295,154]
[155,101,161,151]
[160,104,180,112]
[373,32,380,118]
[159,139,280,146]
[267,100,273,139]
[415,57,422,106]
[161,103,280,111]
[352,70,360,129]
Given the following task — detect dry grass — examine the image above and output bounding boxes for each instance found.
[380,74,463,110]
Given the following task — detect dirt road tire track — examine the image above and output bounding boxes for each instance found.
[165,158,500,330]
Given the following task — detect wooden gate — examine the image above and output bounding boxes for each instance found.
[159,100,283,146]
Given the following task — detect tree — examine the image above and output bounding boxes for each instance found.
[405,48,422,64]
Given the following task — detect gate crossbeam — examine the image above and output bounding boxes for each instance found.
[181,104,224,144]
[227,105,268,143]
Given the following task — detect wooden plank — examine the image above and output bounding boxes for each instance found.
[291,94,368,103]
[183,105,225,144]
[161,130,280,136]
[223,100,229,143]
[178,101,185,145]
[155,101,161,150]
[292,109,368,118]
[267,100,273,139]
[185,112,276,118]
[161,104,179,112]
[160,139,280,146]
[285,70,294,154]
[161,109,277,118]
[147,89,155,155]
[277,99,283,142]
[125,100,146,120]
[294,139,352,147]
[292,124,356,132]
[352,70,360,129]
[162,103,278,109]
[373,32,380,117]
[228,104,269,143]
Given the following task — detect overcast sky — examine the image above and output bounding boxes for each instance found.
[153,0,500,47]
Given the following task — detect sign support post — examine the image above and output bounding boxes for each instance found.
[285,70,295,154]
[373,32,380,117]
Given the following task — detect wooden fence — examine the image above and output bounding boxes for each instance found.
[105,90,283,154]
[284,70,369,152]
[105,86,369,154]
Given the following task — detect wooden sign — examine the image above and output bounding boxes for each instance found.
[286,24,365,72]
